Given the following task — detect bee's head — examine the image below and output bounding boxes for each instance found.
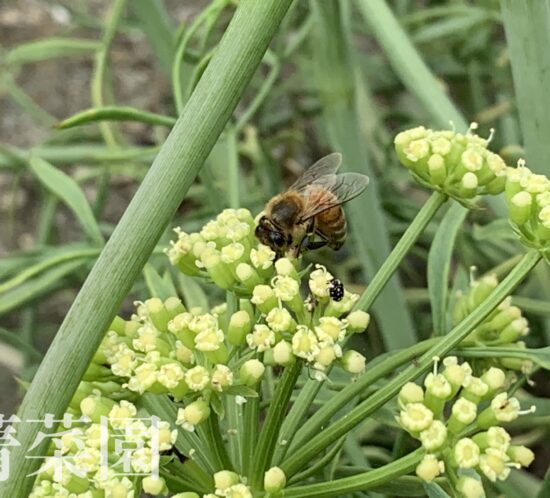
[255,216,288,251]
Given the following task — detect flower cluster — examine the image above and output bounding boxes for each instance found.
[452,272,533,374]
[505,160,550,255]
[396,357,535,495]
[394,124,507,202]
[164,208,370,380]
[30,396,176,498]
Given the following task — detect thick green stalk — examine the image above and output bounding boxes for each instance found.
[353,191,447,312]
[283,448,423,498]
[0,2,293,495]
[249,361,302,490]
[281,250,540,477]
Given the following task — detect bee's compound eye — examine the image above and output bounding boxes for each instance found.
[270,231,286,248]
[328,278,344,302]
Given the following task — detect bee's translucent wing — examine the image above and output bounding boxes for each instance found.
[297,172,370,223]
[288,153,343,192]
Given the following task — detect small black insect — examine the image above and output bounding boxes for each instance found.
[328,278,344,302]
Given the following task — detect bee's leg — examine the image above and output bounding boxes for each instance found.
[305,239,328,250]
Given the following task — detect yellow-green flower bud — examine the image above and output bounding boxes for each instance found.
[275,257,299,280]
[341,350,366,374]
[80,394,116,423]
[272,340,294,366]
[398,382,424,406]
[172,493,200,498]
[264,466,286,493]
[251,285,278,314]
[419,420,447,451]
[462,376,489,404]
[142,476,167,496]
[509,191,533,226]
[415,454,443,482]
[460,172,478,198]
[236,263,263,291]
[428,154,446,186]
[240,359,265,386]
[214,470,240,493]
[345,310,371,333]
[176,399,211,431]
[201,249,235,289]
[480,367,506,394]
[508,445,535,467]
[468,274,498,309]
[165,296,186,319]
[448,397,477,434]
[227,310,253,346]
[456,475,485,498]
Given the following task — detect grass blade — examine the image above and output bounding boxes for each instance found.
[500,0,550,175]
[1,2,294,494]
[311,0,416,349]
[131,0,176,75]
[5,38,101,65]
[28,155,104,245]
[56,106,177,129]
[427,203,468,336]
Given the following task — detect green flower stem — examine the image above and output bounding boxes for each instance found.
[353,190,447,312]
[289,338,439,454]
[272,376,325,464]
[241,395,259,476]
[201,410,234,471]
[283,448,423,498]
[457,346,550,370]
[1,2,294,494]
[282,249,541,478]
[288,436,347,485]
[226,397,243,473]
[249,361,302,490]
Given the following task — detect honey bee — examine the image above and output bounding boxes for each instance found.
[255,153,369,257]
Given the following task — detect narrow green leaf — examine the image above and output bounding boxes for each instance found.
[178,274,209,311]
[423,482,452,498]
[143,263,178,300]
[225,385,259,398]
[56,106,177,129]
[0,328,42,362]
[5,38,101,65]
[0,259,87,316]
[501,0,550,176]
[0,248,99,295]
[131,0,176,75]
[357,0,466,129]
[428,203,468,335]
[28,155,104,245]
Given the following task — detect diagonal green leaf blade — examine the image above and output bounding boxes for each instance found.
[428,203,468,335]
[28,155,104,245]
